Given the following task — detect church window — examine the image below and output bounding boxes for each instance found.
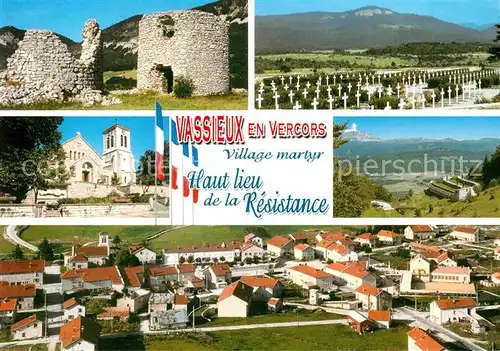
[124,136,128,148]
[121,134,124,147]
[107,136,110,149]
[69,151,72,160]
[78,152,80,159]
[111,135,114,147]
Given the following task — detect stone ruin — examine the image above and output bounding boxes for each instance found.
[137,10,230,96]
[0,20,118,106]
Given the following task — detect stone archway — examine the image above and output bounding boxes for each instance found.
[81,162,94,183]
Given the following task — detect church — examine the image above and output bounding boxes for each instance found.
[62,124,136,185]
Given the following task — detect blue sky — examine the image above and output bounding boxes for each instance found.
[0,0,214,41]
[60,116,155,159]
[256,0,499,25]
[334,117,500,140]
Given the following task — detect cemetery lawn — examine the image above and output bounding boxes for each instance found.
[137,325,410,350]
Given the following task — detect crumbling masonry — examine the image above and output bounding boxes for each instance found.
[137,10,230,96]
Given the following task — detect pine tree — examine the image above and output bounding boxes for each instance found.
[11,244,24,260]
[488,24,500,61]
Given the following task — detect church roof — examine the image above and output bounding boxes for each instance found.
[61,132,103,162]
[102,123,130,134]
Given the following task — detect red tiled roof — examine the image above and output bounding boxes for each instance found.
[0,282,36,298]
[377,230,398,238]
[289,232,309,240]
[368,310,391,322]
[343,263,370,279]
[11,314,37,331]
[410,242,441,253]
[0,298,16,311]
[327,242,349,255]
[76,246,108,257]
[319,232,347,242]
[433,298,476,310]
[129,245,152,254]
[69,254,88,263]
[267,235,293,248]
[432,266,470,275]
[148,265,177,276]
[407,328,444,351]
[61,266,123,284]
[210,264,231,276]
[59,316,100,348]
[218,281,253,303]
[316,239,335,249]
[290,265,332,279]
[0,260,44,274]
[240,276,279,289]
[177,263,195,274]
[436,252,452,264]
[164,244,237,254]
[187,277,204,288]
[241,241,258,251]
[97,307,128,319]
[357,233,376,241]
[294,243,312,251]
[355,283,381,296]
[244,233,256,242]
[409,225,434,233]
[123,266,144,287]
[63,298,78,310]
[453,225,477,234]
[174,294,188,305]
[267,297,281,306]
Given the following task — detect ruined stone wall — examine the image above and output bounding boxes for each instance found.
[3,20,103,100]
[137,10,230,96]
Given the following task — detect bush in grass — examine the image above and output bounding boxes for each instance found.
[174,76,194,98]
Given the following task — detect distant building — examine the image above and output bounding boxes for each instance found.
[267,236,295,257]
[407,328,445,351]
[355,284,392,311]
[173,294,188,310]
[430,266,470,284]
[148,265,178,292]
[117,288,150,313]
[204,264,232,289]
[404,225,436,241]
[163,243,238,265]
[61,266,124,293]
[244,233,263,247]
[429,298,477,325]
[123,266,144,290]
[325,261,377,289]
[59,316,100,351]
[368,310,391,329]
[355,233,377,248]
[11,314,43,340]
[0,298,16,324]
[347,311,371,334]
[410,255,433,281]
[150,308,189,330]
[63,298,86,321]
[287,264,334,291]
[240,276,283,302]
[240,241,265,259]
[294,243,315,261]
[492,272,500,285]
[130,246,157,264]
[217,281,254,317]
[267,297,283,312]
[448,226,482,242]
[376,230,401,245]
[64,232,111,268]
[0,282,36,311]
[316,240,358,262]
[0,260,44,287]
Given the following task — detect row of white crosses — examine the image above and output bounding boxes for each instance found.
[256,68,499,109]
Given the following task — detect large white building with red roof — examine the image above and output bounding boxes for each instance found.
[431,266,470,284]
[355,284,392,310]
[448,226,482,242]
[287,264,334,291]
[376,230,400,245]
[204,264,232,289]
[354,233,377,248]
[407,328,445,351]
[404,225,436,240]
[325,261,376,289]
[0,282,36,311]
[267,235,295,257]
[0,260,44,287]
[59,316,100,351]
[430,298,477,325]
[129,245,157,264]
[217,281,254,317]
[241,241,265,259]
[11,314,43,340]
[240,276,283,301]
[316,240,358,263]
[61,266,124,293]
[294,243,315,261]
[63,298,86,321]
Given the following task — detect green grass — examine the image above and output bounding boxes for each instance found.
[372,253,408,270]
[431,181,457,193]
[22,225,162,246]
[0,226,17,256]
[362,185,500,218]
[138,325,410,351]
[103,69,137,81]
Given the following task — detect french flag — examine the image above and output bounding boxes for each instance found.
[155,103,165,182]
[182,143,200,225]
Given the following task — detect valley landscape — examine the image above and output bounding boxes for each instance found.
[333,117,500,217]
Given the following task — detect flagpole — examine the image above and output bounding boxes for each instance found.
[154,104,158,226]
[169,117,173,226]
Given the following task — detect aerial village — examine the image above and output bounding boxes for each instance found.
[0,225,499,350]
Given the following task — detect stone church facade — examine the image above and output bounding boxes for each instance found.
[62,124,136,186]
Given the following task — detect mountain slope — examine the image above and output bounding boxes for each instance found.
[256,6,495,53]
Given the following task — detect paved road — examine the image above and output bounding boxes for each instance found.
[397,307,486,351]
[4,224,38,251]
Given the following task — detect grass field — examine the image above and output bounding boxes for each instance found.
[0,226,17,256]
[101,325,410,351]
[362,185,500,218]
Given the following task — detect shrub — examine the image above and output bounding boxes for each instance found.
[173,76,194,98]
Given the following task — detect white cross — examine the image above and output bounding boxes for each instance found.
[447,86,452,105]
[328,95,334,110]
[371,75,375,85]
[355,90,361,108]
[462,84,466,102]
[342,92,348,110]
[273,92,280,110]
[312,97,319,110]
[271,80,276,89]
[289,90,294,104]
[455,86,460,103]
[377,74,381,85]
[327,86,332,97]
[256,94,263,109]
[302,89,308,99]
[316,80,321,89]
[398,98,405,110]
[289,76,293,85]
[296,82,300,91]
[478,79,482,93]
[284,84,289,91]
[431,91,436,108]
[280,76,285,85]
[378,86,383,98]
[387,86,393,97]
[333,75,336,85]
[440,89,445,108]
[411,96,416,110]
[315,87,321,99]
[293,100,302,110]
[367,90,372,101]
[356,82,361,91]
[337,84,342,97]
[348,82,352,93]
[306,82,311,89]
[326,76,329,85]
[420,95,426,108]
[396,84,400,98]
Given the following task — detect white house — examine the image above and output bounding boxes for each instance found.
[163,243,238,265]
[404,225,436,240]
[204,264,232,289]
[376,230,400,245]
[61,266,124,293]
[59,316,100,351]
[123,265,144,290]
[431,267,470,284]
[130,246,157,264]
[0,298,16,324]
[448,226,481,242]
[63,298,86,321]
[410,255,432,281]
[173,294,189,310]
[429,298,477,325]
[240,276,283,302]
[368,310,391,329]
[267,236,295,257]
[217,281,253,317]
[287,264,334,291]
[325,262,376,290]
[244,233,263,247]
[240,241,265,259]
[355,284,392,311]
[117,289,151,313]
[354,233,377,248]
[11,314,43,340]
[0,260,44,287]
[0,282,36,311]
[294,243,315,261]
[407,328,445,351]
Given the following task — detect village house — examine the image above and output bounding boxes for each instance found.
[294,243,315,261]
[173,294,188,310]
[61,266,124,293]
[316,240,358,262]
[148,265,178,292]
[117,288,151,313]
[63,298,86,321]
[217,281,254,317]
[0,282,36,311]
[347,311,372,334]
[410,255,433,281]
[204,264,232,289]
[0,298,17,324]
[355,233,377,248]
[430,266,471,284]
[448,226,482,242]
[267,235,295,257]
[244,233,263,247]
[376,230,401,245]
[325,261,377,289]
[355,284,393,310]
[410,243,457,267]
[368,310,391,329]
[64,233,111,267]
[177,263,196,283]
[288,232,310,243]
[123,266,144,290]
[267,297,283,312]
[240,241,265,259]
[429,298,477,325]
[287,264,334,291]
[130,245,157,264]
[11,314,43,340]
[185,276,205,292]
[150,308,189,330]
[0,260,44,287]
[240,276,283,302]
[163,242,238,265]
[407,328,445,351]
[404,225,436,241]
[59,316,100,351]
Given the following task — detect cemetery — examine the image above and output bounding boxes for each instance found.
[255,68,500,110]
